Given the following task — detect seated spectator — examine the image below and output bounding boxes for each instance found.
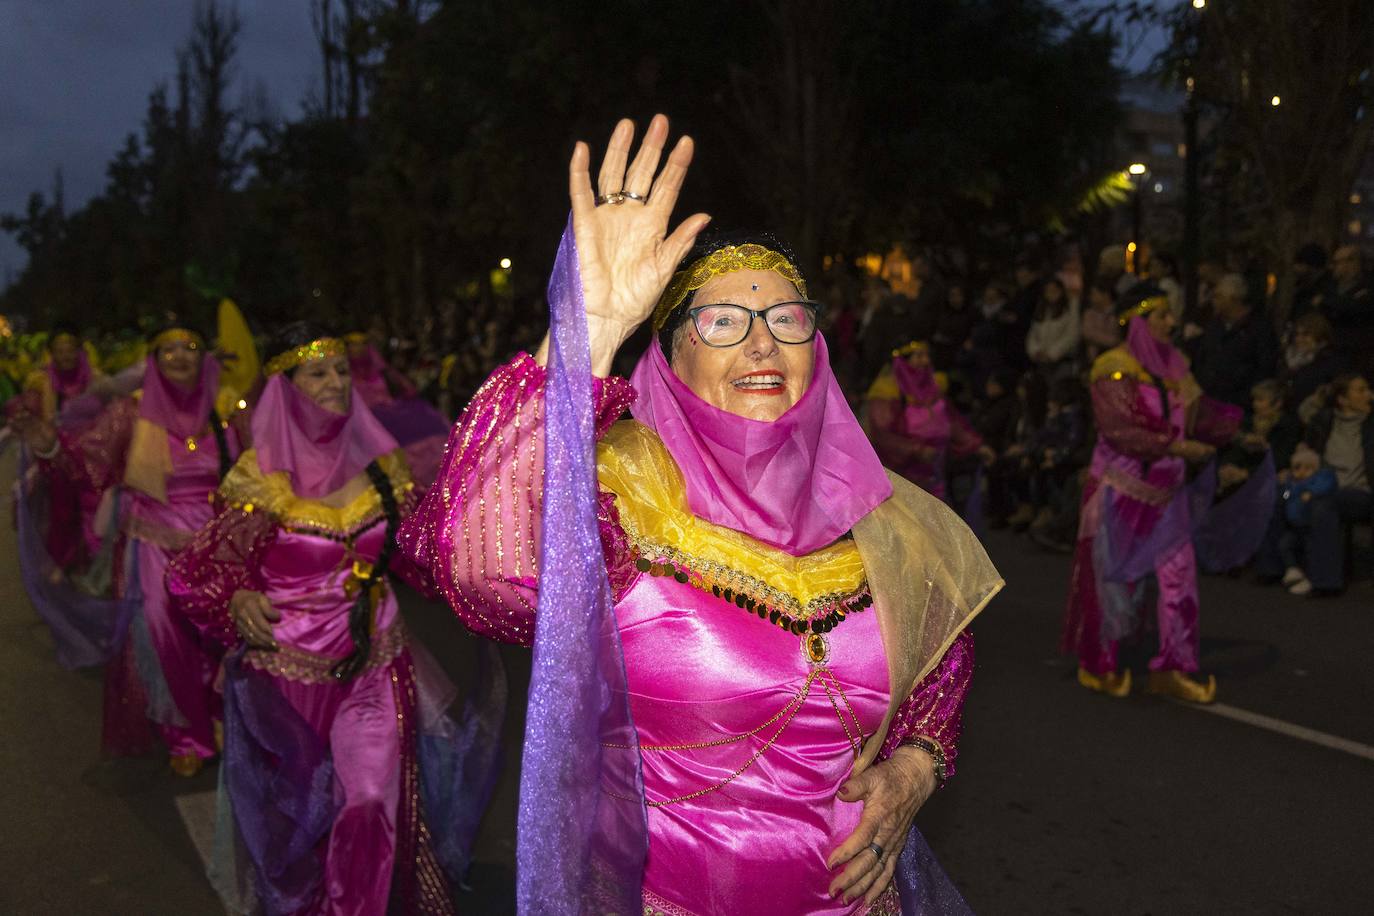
[996,371,1049,531]
[1290,243,1335,320]
[1326,245,1374,375]
[930,279,976,372]
[1025,277,1081,379]
[1189,272,1280,410]
[1282,313,1347,419]
[1275,445,1339,596]
[1293,374,1373,593]
[1080,278,1121,362]
[1026,377,1092,551]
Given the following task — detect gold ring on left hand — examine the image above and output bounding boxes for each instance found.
[594,191,627,206]
[619,189,647,203]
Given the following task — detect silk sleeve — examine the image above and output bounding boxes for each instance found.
[42,395,138,494]
[1091,376,1173,460]
[165,506,278,651]
[1189,394,1243,447]
[396,352,635,647]
[878,629,974,779]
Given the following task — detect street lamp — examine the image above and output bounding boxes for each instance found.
[1270,95,1282,107]
[1127,163,1149,273]
[1191,0,1206,9]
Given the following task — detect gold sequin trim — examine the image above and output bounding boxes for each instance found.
[219,448,413,536]
[651,243,807,331]
[243,618,406,684]
[263,337,347,375]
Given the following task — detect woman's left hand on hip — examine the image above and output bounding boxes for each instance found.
[826,745,937,905]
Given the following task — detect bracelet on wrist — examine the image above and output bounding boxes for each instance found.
[899,736,948,784]
[33,438,60,460]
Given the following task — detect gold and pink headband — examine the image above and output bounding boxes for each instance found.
[151,328,205,351]
[263,337,347,376]
[1117,295,1170,327]
[651,244,807,332]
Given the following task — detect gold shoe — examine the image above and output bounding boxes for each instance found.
[169,753,204,778]
[1077,667,1132,698]
[1146,670,1217,705]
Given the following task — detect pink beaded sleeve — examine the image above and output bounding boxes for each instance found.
[1091,377,1174,460]
[397,353,635,646]
[878,629,974,780]
[166,506,279,650]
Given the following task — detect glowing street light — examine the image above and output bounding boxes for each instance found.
[1270,95,1282,107]
[1192,0,1206,9]
[499,257,512,269]
[1128,162,1148,176]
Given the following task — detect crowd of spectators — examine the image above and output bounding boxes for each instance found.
[826,239,1374,595]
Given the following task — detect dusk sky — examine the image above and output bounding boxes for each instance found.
[0,1,1166,289]
[0,1,318,283]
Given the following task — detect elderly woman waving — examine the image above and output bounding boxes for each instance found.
[403,116,1002,914]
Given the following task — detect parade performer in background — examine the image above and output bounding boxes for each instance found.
[168,323,498,916]
[346,331,450,491]
[12,322,248,772]
[403,115,1002,914]
[1061,291,1251,703]
[864,339,995,504]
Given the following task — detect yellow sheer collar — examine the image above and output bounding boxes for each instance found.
[219,447,412,537]
[597,421,867,619]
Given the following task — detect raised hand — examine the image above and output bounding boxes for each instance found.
[565,114,711,374]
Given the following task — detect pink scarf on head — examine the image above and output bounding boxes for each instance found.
[1125,315,1189,381]
[349,343,394,408]
[47,348,94,401]
[138,353,220,438]
[892,357,942,405]
[629,333,892,556]
[124,353,221,502]
[252,373,398,499]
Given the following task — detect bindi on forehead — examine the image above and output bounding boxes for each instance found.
[751,283,760,291]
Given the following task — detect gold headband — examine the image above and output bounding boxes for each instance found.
[343,331,369,344]
[651,244,807,332]
[892,340,929,359]
[151,328,205,350]
[263,337,347,376]
[50,331,80,349]
[1117,295,1170,327]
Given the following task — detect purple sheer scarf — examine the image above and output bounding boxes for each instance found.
[629,333,891,556]
[895,824,975,915]
[518,221,647,914]
[15,450,137,669]
[893,357,942,404]
[252,374,398,498]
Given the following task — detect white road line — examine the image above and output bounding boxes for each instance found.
[1177,701,1374,763]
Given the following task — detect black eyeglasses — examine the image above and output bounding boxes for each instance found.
[687,300,823,348]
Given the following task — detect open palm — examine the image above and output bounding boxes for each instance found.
[567,115,711,339]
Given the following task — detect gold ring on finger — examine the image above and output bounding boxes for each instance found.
[594,191,627,206]
[620,190,647,203]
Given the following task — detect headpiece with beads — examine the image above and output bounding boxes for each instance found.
[892,340,929,359]
[264,337,347,376]
[1117,294,1170,327]
[652,240,807,333]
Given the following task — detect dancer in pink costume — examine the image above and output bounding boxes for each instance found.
[865,339,993,501]
[346,331,451,493]
[14,323,248,772]
[1061,291,1242,703]
[168,323,485,916]
[402,116,1002,914]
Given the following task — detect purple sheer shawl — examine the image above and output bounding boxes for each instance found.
[629,333,891,556]
[1125,315,1189,381]
[519,221,647,913]
[16,449,137,669]
[139,352,221,439]
[252,374,398,498]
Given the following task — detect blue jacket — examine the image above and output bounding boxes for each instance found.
[1282,467,1337,526]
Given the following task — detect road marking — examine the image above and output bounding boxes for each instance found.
[1178,701,1374,763]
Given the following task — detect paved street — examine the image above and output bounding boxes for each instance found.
[2,445,1371,914]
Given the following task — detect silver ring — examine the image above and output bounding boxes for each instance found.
[594,191,627,206]
[620,189,647,203]
[867,842,884,859]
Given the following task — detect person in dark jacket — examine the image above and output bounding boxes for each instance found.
[1293,374,1373,592]
[1282,313,1348,415]
[1189,272,1280,409]
[1326,246,1374,375]
[1289,243,1335,320]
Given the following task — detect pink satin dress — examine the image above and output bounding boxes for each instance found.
[168,450,454,916]
[403,354,974,915]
